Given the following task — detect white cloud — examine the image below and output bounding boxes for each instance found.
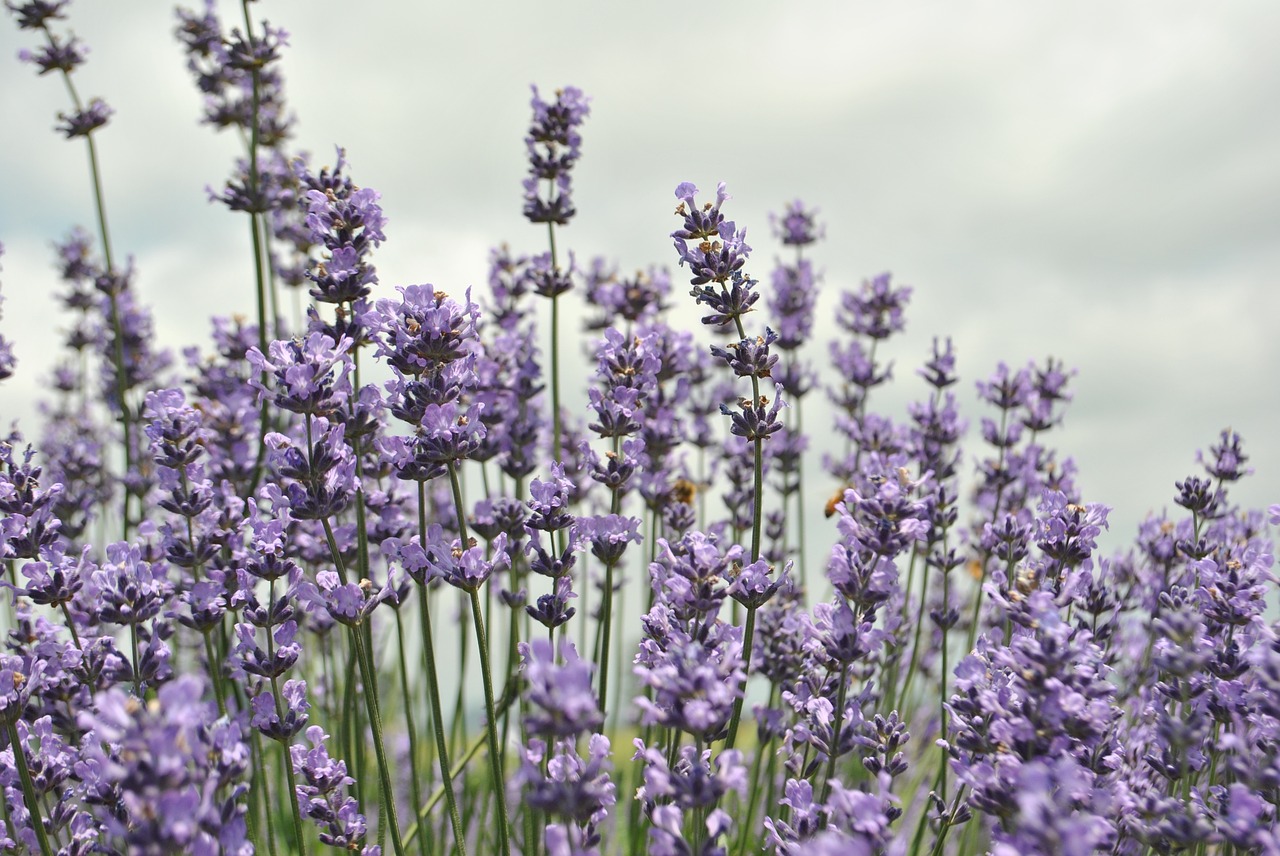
[1,0,1277,548]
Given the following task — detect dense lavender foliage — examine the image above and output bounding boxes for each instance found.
[1,2,1277,855]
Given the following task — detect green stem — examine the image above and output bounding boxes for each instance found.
[547,221,563,462]
[724,315,766,753]
[447,463,511,855]
[202,630,227,717]
[7,721,54,856]
[820,665,850,799]
[402,726,492,847]
[597,556,619,718]
[795,395,808,593]
[468,587,511,854]
[724,605,757,750]
[250,729,280,856]
[39,27,135,537]
[129,623,142,697]
[350,625,407,856]
[393,608,431,856]
[264,580,308,856]
[896,547,929,713]
[735,683,778,856]
[416,483,467,855]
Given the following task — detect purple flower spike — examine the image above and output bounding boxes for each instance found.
[373,284,480,378]
[521,638,603,739]
[248,332,353,416]
[313,570,396,626]
[56,96,112,137]
[720,385,786,442]
[6,1,70,30]
[77,676,251,853]
[17,32,86,74]
[728,558,789,610]
[298,151,386,305]
[0,653,44,726]
[672,181,753,290]
[672,181,731,242]
[771,199,824,247]
[523,85,590,224]
[251,678,310,742]
[838,272,912,340]
[292,725,373,850]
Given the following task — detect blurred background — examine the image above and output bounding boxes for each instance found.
[1,0,1278,553]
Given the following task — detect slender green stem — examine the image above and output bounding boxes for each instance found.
[597,556,619,718]
[278,727,307,855]
[402,723,499,847]
[264,578,308,855]
[341,646,365,813]
[351,625,407,856]
[750,437,764,561]
[129,623,142,697]
[795,395,808,593]
[250,729,280,856]
[735,682,779,856]
[468,587,511,854]
[7,721,54,856]
[820,666,850,799]
[449,595,471,757]
[938,534,953,801]
[896,548,930,714]
[542,220,563,460]
[393,608,431,856]
[203,630,227,717]
[446,463,511,854]
[723,315,767,752]
[724,605,757,750]
[58,603,83,653]
[416,483,467,856]
[38,24,135,536]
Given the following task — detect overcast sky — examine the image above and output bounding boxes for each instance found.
[2,1,1278,552]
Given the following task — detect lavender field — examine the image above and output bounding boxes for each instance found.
[1,2,1279,854]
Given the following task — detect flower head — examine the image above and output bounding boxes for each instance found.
[523,85,590,224]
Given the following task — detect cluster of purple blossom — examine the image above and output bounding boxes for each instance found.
[2,2,1277,856]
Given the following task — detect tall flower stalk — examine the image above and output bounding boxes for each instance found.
[8,0,147,536]
[671,181,782,749]
[523,85,590,463]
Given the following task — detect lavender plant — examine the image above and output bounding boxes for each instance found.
[0,3,1277,856]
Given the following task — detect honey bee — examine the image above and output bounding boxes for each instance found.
[824,485,851,518]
